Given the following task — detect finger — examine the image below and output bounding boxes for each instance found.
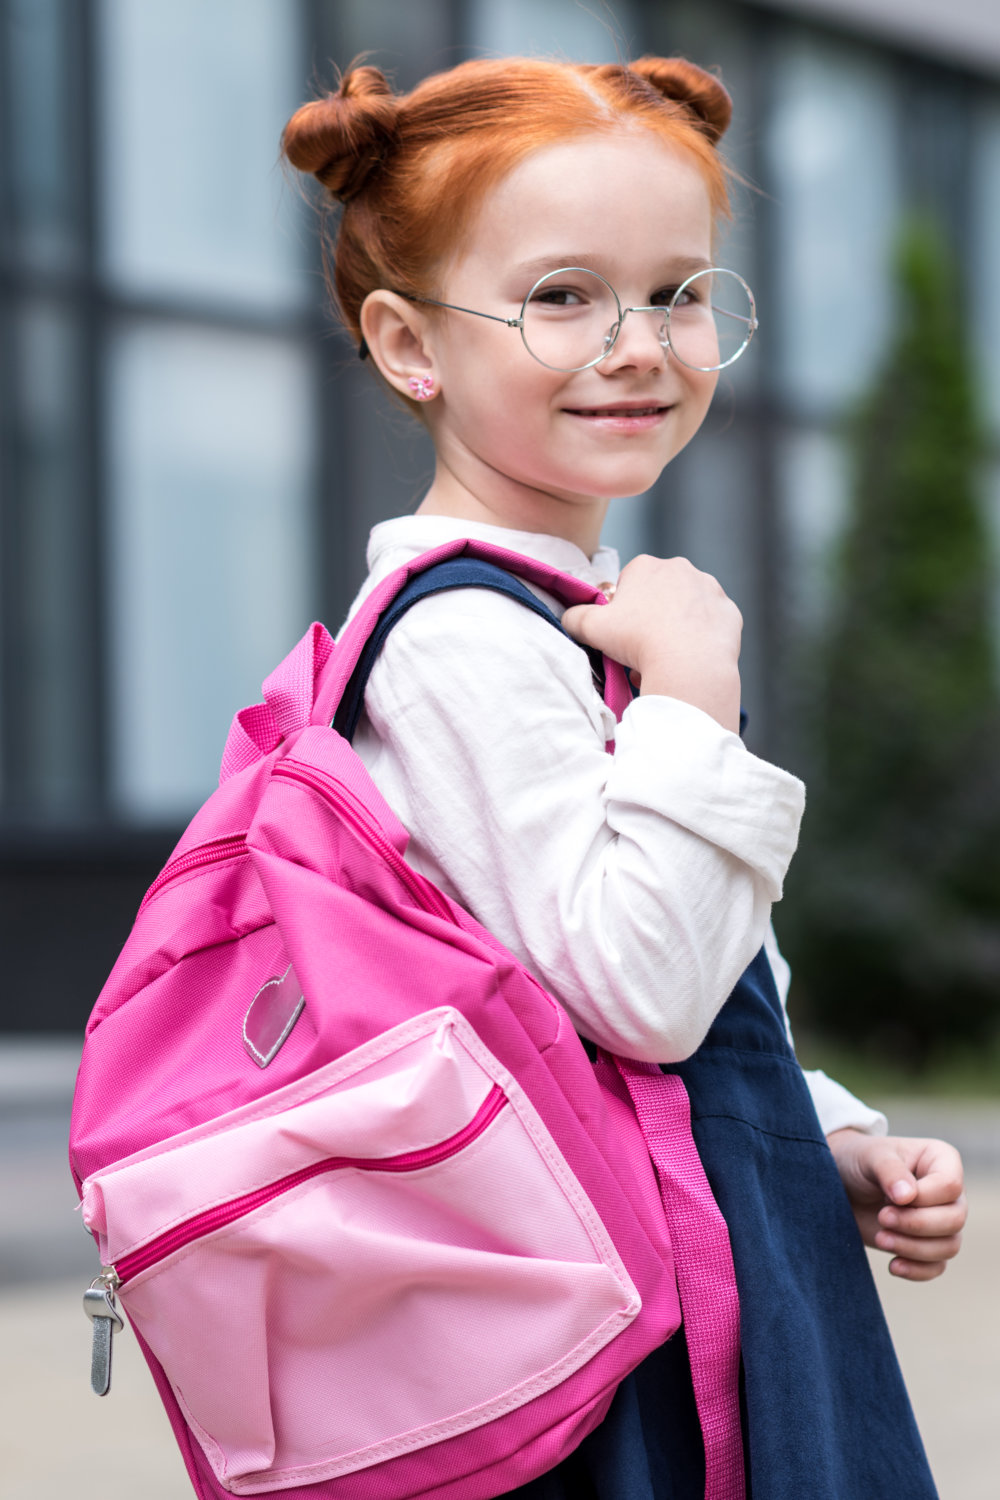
[561,602,608,649]
[875,1227,964,1263]
[906,1166,966,1209]
[887,1256,949,1282]
[861,1144,919,1207]
[891,1138,965,1207]
[878,1195,968,1237]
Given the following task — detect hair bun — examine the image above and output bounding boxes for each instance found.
[629,57,732,144]
[282,65,399,201]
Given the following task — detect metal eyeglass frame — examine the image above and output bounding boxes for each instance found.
[393,265,758,374]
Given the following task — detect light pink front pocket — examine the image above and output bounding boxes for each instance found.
[81,1009,640,1494]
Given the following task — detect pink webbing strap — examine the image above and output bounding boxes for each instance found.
[312,537,635,729]
[221,539,634,783]
[615,1058,745,1500]
[220,623,336,783]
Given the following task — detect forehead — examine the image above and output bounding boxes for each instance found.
[449,130,714,282]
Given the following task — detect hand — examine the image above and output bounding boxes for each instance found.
[826,1129,967,1281]
[561,555,743,733]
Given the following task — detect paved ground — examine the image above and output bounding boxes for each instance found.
[2,1039,998,1498]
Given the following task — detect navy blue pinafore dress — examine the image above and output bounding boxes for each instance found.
[503,947,939,1500]
[342,560,939,1500]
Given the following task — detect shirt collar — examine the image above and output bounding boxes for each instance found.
[366,515,621,588]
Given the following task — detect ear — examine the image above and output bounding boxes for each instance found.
[360,291,437,399]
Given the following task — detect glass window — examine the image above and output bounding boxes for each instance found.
[330,0,454,91]
[972,95,1000,437]
[5,0,83,270]
[98,0,306,308]
[468,0,637,60]
[106,323,315,822]
[6,302,92,815]
[764,32,899,416]
[645,0,758,274]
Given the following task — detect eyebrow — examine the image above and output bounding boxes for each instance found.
[513,254,605,277]
[512,253,714,280]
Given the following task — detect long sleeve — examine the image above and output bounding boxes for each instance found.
[353,584,805,1063]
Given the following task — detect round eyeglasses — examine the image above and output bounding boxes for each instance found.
[399,266,758,374]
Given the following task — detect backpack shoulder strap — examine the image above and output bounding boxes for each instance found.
[334,557,570,742]
[221,541,631,784]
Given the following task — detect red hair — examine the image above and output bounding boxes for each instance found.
[282,55,732,350]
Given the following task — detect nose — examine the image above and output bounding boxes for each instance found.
[600,307,669,373]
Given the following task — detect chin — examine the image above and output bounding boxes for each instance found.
[590,465,670,500]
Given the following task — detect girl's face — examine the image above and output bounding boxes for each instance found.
[421,130,720,544]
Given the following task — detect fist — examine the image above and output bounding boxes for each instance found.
[562,555,743,732]
[827,1130,967,1281]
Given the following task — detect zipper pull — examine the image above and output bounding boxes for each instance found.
[83,1268,123,1396]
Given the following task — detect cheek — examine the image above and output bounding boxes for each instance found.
[681,370,718,425]
[440,334,529,414]
[446,351,553,431]
[438,371,552,477]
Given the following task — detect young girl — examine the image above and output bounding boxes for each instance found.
[283,55,966,1498]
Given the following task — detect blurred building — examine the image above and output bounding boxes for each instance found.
[2,0,998,1033]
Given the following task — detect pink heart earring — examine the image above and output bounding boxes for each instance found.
[408,374,436,401]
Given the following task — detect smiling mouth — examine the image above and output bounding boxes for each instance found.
[565,404,671,417]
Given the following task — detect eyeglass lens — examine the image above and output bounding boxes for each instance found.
[520,268,755,372]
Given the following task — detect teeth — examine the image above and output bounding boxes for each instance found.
[577,407,660,417]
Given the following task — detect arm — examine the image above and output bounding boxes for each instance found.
[354,583,804,1062]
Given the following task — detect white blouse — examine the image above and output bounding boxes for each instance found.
[346,514,886,1137]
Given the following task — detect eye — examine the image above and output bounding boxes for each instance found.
[529,284,589,308]
[651,283,702,309]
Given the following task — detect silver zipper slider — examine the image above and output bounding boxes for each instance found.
[83,1268,123,1396]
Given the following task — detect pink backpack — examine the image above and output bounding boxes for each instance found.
[70,538,744,1500]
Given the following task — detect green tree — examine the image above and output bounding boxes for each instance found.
[786,220,1000,1062]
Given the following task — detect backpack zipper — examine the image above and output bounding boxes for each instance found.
[115,1081,507,1285]
[272,758,455,923]
[137,761,452,925]
[138,834,248,914]
[84,1082,507,1394]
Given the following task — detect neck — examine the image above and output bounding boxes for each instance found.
[416,453,609,558]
